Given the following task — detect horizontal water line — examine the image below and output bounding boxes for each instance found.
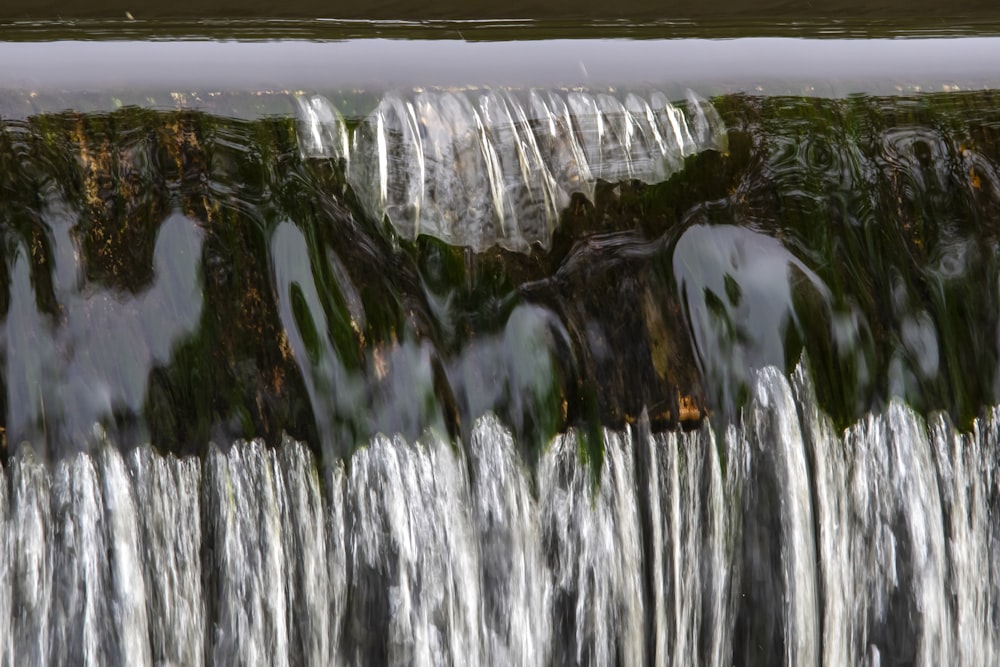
[2,37,1000,118]
[4,17,1000,41]
[3,0,1000,22]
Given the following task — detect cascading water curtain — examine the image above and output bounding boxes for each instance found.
[4,70,1000,667]
[2,365,999,665]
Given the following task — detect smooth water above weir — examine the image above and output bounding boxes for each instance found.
[6,37,1000,120]
[1,367,998,666]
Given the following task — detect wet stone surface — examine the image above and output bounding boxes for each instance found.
[0,102,718,463]
[3,90,1000,461]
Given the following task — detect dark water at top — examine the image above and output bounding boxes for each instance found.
[4,0,1000,22]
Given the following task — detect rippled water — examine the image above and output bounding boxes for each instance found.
[3,90,1000,458]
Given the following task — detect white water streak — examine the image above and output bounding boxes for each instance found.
[539,430,646,666]
[0,460,9,666]
[322,461,348,666]
[346,433,482,666]
[276,437,335,666]
[1,366,1000,665]
[751,367,820,666]
[204,441,290,667]
[7,446,53,667]
[646,425,731,667]
[468,414,551,665]
[100,446,150,666]
[929,413,1000,666]
[307,88,727,251]
[49,453,107,665]
[129,444,205,666]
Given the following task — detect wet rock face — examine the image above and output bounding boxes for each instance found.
[7,89,1000,461]
[0,109,320,460]
[518,228,705,431]
[0,102,716,462]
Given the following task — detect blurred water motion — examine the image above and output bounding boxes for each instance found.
[3,24,1000,660]
[2,91,1000,458]
[298,89,726,251]
[2,370,999,664]
[5,213,204,453]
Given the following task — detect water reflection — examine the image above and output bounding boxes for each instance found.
[3,211,203,455]
[2,91,1000,459]
[673,223,831,418]
[7,38,1000,122]
[743,93,1000,425]
[269,220,367,459]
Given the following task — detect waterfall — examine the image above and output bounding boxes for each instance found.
[5,70,1000,666]
[297,89,727,251]
[1,364,997,665]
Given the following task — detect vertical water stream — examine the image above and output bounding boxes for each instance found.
[1,365,996,665]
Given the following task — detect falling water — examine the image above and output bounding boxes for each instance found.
[298,89,727,251]
[4,35,1000,666]
[1,365,997,665]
